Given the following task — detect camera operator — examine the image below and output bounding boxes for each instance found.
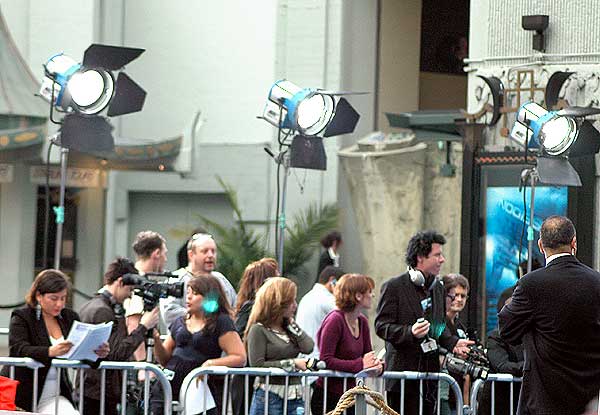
[126,230,168,361]
[439,274,470,415]
[375,231,473,415]
[78,257,159,415]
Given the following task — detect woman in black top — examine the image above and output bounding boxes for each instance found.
[2,269,108,413]
[152,275,246,415]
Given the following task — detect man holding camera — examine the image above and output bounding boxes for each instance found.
[160,232,236,330]
[499,216,600,415]
[78,257,159,415]
[375,230,473,415]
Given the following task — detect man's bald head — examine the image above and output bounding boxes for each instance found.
[539,215,576,252]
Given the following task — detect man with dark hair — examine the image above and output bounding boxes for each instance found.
[375,230,473,415]
[499,215,600,415]
[78,257,159,415]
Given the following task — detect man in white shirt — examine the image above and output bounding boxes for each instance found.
[160,232,236,330]
[296,266,344,360]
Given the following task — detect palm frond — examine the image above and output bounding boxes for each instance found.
[283,203,339,281]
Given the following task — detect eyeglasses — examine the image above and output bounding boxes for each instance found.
[447,293,468,301]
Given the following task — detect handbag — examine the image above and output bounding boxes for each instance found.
[0,375,19,410]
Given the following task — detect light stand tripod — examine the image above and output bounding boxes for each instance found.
[520,166,539,274]
[53,144,69,270]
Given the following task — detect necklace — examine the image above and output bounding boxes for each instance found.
[345,315,359,336]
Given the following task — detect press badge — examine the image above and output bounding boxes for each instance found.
[421,298,431,311]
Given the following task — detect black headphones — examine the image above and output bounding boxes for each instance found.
[408,267,425,287]
[100,289,125,319]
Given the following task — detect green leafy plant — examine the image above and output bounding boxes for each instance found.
[190,177,339,289]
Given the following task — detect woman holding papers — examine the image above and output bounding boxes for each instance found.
[311,274,383,415]
[2,269,109,414]
[152,275,246,415]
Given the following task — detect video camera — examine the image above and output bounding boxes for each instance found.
[443,344,490,380]
[122,273,184,311]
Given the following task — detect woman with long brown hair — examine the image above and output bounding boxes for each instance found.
[234,257,279,336]
[245,277,313,415]
[152,275,246,415]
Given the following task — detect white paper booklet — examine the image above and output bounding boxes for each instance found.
[58,320,113,361]
[184,378,216,415]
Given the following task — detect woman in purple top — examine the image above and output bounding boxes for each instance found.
[312,274,384,415]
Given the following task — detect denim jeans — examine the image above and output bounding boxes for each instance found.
[249,388,305,415]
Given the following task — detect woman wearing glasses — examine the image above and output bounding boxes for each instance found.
[440,273,470,415]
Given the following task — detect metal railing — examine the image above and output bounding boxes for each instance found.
[178,367,464,415]
[0,356,44,412]
[468,373,522,415]
[382,371,464,415]
[0,357,172,415]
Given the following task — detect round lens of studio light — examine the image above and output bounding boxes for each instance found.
[67,69,114,114]
[296,93,335,135]
[539,116,578,156]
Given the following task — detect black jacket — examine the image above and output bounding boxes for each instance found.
[498,255,600,415]
[78,293,147,401]
[1,306,78,411]
[375,272,458,391]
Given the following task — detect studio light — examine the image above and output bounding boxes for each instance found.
[38,44,147,271]
[511,101,579,156]
[260,79,362,272]
[262,79,358,137]
[39,44,147,152]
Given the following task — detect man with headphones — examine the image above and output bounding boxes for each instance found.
[78,257,159,415]
[375,230,473,415]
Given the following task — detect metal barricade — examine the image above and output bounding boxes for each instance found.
[382,371,465,415]
[178,367,463,415]
[178,366,359,415]
[0,357,172,415]
[468,373,522,415]
[0,356,44,412]
[51,359,173,415]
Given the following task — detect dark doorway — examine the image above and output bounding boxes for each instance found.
[35,186,78,273]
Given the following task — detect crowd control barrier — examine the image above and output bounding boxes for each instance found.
[178,367,464,415]
[468,373,522,415]
[0,357,44,411]
[0,357,172,415]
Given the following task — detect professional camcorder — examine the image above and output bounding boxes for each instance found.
[122,273,184,311]
[443,344,490,380]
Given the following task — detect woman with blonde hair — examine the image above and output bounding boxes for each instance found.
[246,277,313,415]
[312,273,383,415]
[231,258,279,415]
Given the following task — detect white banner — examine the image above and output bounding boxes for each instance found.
[30,166,103,188]
[0,164,14,183]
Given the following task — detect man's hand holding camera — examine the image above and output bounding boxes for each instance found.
[452,338,474,358]
[140,307,160,330]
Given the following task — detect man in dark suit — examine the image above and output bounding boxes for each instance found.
[375,230,473,415]
[499,215,600,415]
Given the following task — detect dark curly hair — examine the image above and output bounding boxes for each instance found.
[405,230,446,268]
[320,231,342,249]
[104,257,138,285]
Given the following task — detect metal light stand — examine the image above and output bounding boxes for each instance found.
[525,167,539,274]
[53,142,69,270]
[277,153,290,272]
